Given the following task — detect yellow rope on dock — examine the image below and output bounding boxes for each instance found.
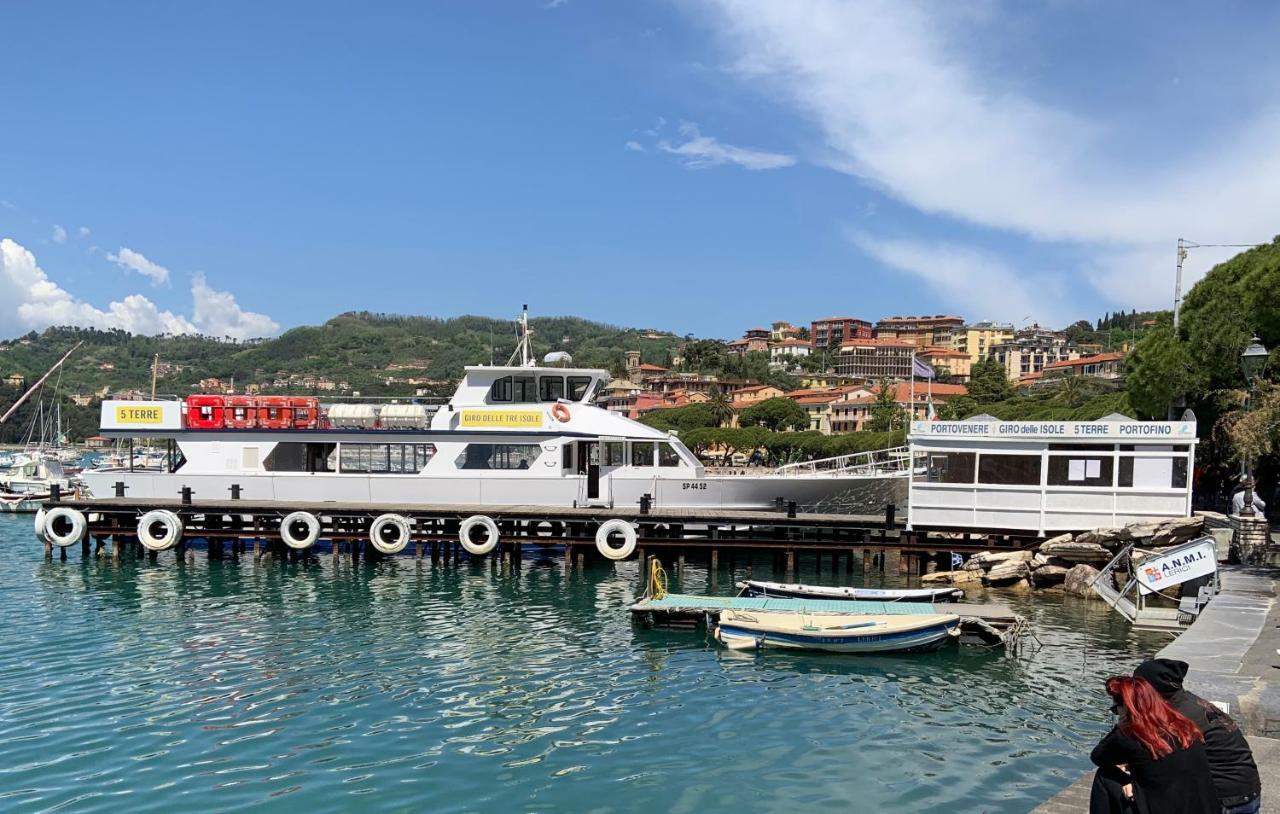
[647,557,668,600]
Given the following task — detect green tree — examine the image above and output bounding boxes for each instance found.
[968,357,1014,403]
[638,403,717,433]
[705,385,734,427]
[937,395,978,421]
[1125,325,1204,419]
[738,397,808,432]
[869,380,904,432]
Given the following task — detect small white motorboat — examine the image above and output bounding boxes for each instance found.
[714,610,960,654]
[736,580,965,603]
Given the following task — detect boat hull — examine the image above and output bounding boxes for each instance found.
[714,612,960,654]
[737,580,965,603]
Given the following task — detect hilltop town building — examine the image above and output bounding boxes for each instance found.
[1041,351,1126,381]
[835,338,914,380]
[874,315,965,347]
[829,382,969,433]
[951,321,1016,364]
[770,321,804,341]
[916,346,972,381]
[769,338,813,368]
[990,327,1080,380]
[811,317,872,351]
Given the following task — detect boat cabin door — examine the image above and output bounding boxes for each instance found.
[576,441,611,507]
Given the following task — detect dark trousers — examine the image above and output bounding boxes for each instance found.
[1089,770,1144,814]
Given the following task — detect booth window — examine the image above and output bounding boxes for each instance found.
[631,441,656,467]
[455,443,542,470]
[1119,456,1188,489]
[1048,455,1113,487]
[917,452,975,483]
[977,454,1041,485]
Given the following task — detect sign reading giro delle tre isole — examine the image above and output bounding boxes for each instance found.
[459,409,544,429]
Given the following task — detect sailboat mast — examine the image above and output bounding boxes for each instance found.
[0,341,82,425]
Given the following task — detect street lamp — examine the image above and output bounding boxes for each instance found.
[1238,335,1270,518]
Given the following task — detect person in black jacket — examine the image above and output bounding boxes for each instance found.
[1090,675,1219,814]
[1134,658,1263,814]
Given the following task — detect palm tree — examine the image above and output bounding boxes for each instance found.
[707,385,734,427]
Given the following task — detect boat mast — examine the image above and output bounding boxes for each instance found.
[0,341,82,426]
[506,304,535,368]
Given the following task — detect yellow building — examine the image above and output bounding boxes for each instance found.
[951,322,1015,364]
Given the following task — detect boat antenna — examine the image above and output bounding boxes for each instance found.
[506,304,534,367]
[0,341,82,425]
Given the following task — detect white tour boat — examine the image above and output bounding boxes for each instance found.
[81,312,908,513]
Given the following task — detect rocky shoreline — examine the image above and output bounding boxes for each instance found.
[922,514,1224,597]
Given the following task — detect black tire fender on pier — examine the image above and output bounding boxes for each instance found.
[280,511,321,550]
[458,515,499,556]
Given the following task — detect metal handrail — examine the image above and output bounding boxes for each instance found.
[771,445,912,477]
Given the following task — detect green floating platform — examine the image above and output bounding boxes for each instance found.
[634,593,939,616]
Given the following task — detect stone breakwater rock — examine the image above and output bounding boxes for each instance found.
[970,550,1035,569]
[921,569,982,586]
[1119,521,1159,541]
[1033,553,1072,569]
[983,560,1031,585]
[1039,539,1114,563]
[1148,516,1204,546]
[1063,564,1102,598]
[1032,564,1070,586]
[1074,528,1125,547]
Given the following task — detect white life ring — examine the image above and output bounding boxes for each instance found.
[369,513,412,555]
[43,506,87,548]
[280,511,321,550]
[137,509,183,551]
[458,514,499,556]
[595,519,637,561]
[33,507,48,539]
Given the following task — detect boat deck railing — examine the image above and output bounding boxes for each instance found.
[771,446,912,478]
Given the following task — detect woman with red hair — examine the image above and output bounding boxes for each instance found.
[1090,675,1219,813]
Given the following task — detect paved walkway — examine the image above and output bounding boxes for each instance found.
[1033,565,1280,812]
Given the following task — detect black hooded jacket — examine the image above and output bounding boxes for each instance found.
[1134,658,1261,801]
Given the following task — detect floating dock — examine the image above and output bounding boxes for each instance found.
[629,592,1027,648]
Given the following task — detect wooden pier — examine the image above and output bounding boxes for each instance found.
[35,496,1039,579]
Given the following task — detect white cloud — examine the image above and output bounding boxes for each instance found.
[693,0,1280,309]
[848,231,1070,327]
[78,226,90,238]
[191,273,279,340]
[107,246,170,285]
[545,0,568,7]
[657,122,795,170]
[624,140,644,152]
[0,238,279,340]
[52,225,67,243]
[2,238,195,336]
[0,200,14,210]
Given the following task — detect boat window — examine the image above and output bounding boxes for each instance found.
[489,376,513,403]
[455,443,543,470]
[1118,456,1187,489]
[540,376,565,402]
[264,442,307,472]
[603,441,625,467]
[658,443,681,467]
[977,454,1041,485]
[512,376,537,402]
[568,376,593,401]
[916,452,975,483]
[630,441,656,467]
[562,444,573,470]
[1048,455,1113,487]
[340,443,435,473]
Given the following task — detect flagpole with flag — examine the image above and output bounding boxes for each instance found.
[910,352,935,424]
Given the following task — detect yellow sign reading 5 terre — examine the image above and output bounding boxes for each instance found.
[459,409,544,429]
[115,405,165,424]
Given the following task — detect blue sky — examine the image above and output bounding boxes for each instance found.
[3,1,1279,341]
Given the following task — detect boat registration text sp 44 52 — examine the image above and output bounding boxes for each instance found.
[681,482,708,490]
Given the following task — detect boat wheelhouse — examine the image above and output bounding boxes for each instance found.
[906,415,1197,535]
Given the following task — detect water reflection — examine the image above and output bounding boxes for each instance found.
[3,516,1167,813]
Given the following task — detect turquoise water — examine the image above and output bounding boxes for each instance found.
[0,514,1167,813]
